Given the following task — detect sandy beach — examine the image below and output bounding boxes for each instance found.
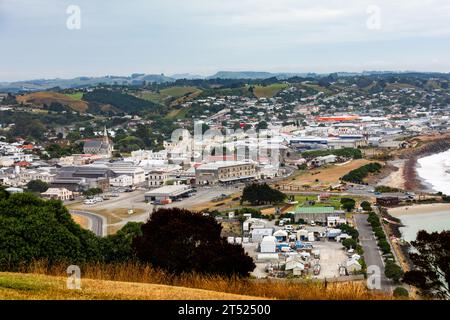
[389,203,450,217]
[377,159,405,189]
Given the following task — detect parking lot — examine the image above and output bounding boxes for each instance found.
[244,224,349,280]
[67,186,238,231]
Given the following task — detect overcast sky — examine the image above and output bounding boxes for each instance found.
[0,0,449,81]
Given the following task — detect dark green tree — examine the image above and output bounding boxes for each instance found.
[241,183,286,205]
[132,208,255,277]
[403,230,450,299]
[26,180,49,193]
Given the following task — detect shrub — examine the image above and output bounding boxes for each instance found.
[385,261,404,283]
[360,201,372,211]
[342,238,358,250]
[393,287,409,298]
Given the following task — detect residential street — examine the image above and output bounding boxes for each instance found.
[353,214,394,293]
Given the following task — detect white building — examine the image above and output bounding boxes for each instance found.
[260,236,277,253]
[144,185,191,202]
[110,175,133,187]
[41,188,73,201]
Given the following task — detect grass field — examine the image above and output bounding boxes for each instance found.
[1,261,392,300]
[279,159,374,190]
[0,272,258,300]
[16,92,89,112]
[252,83,289,98]
[294,195,342,210]
[65,92,84,100]
[140,86,202,106]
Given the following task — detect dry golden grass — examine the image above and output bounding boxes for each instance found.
[0,272,259,300]
[8,261,392,300]
[16,92,89,112]
[71,214,90,229]
[190,192,241,211]
[278,159,374,189]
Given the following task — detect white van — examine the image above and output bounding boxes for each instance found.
[84,199,96,205]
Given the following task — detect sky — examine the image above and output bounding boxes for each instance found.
[0,0,449,81]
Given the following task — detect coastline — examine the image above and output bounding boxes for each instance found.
[401,137,450,192]
[389,202,450,217]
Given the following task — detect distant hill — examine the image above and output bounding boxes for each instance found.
[208,71,276,79]
[0,74,176,92]
[170,73,205,80]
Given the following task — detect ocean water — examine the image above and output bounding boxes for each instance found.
[416,149,450,195]
[399,211,450,242]
[397,150,450,241]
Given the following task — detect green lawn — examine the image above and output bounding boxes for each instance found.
[294,194,342,210]
[65,92,84,100]
[252,83,289,98]
[140,86,201,104]
[160,86,200,97]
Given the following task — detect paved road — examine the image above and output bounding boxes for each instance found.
[353,214,394,293]
[70,210,107,237]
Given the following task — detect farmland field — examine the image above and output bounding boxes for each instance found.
[16,92,89,112]
[252,83,289,98]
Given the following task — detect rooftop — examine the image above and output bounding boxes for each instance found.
[295,206,335,214]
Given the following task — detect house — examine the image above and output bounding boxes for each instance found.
[327,215,347,227]
[346,258,362,274]
[285,261,305,276]
[110,175,133,187]
[41,188,74,201]
[310,155,337,167]
[260,236,277,253]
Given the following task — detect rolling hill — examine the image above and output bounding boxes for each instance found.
[16,92,89,112]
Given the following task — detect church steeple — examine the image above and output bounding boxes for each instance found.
[103,126,108,143]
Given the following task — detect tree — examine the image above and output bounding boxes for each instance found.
[393,287,409,298]
[132,208,255,277]
[339,224,359,240]
[0,187,10,201]
[385,260,404,283]
[360,201,372,211]
[403,230,450,299]
[340,198,356,212]
[83,188,102,197]
[0,193,102,269]
[241,183,286,205]
[26,179,49,193]
[101,222,143,263]
[342,238,358,250]
[256,121,268,131]
[377,238,391,254]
